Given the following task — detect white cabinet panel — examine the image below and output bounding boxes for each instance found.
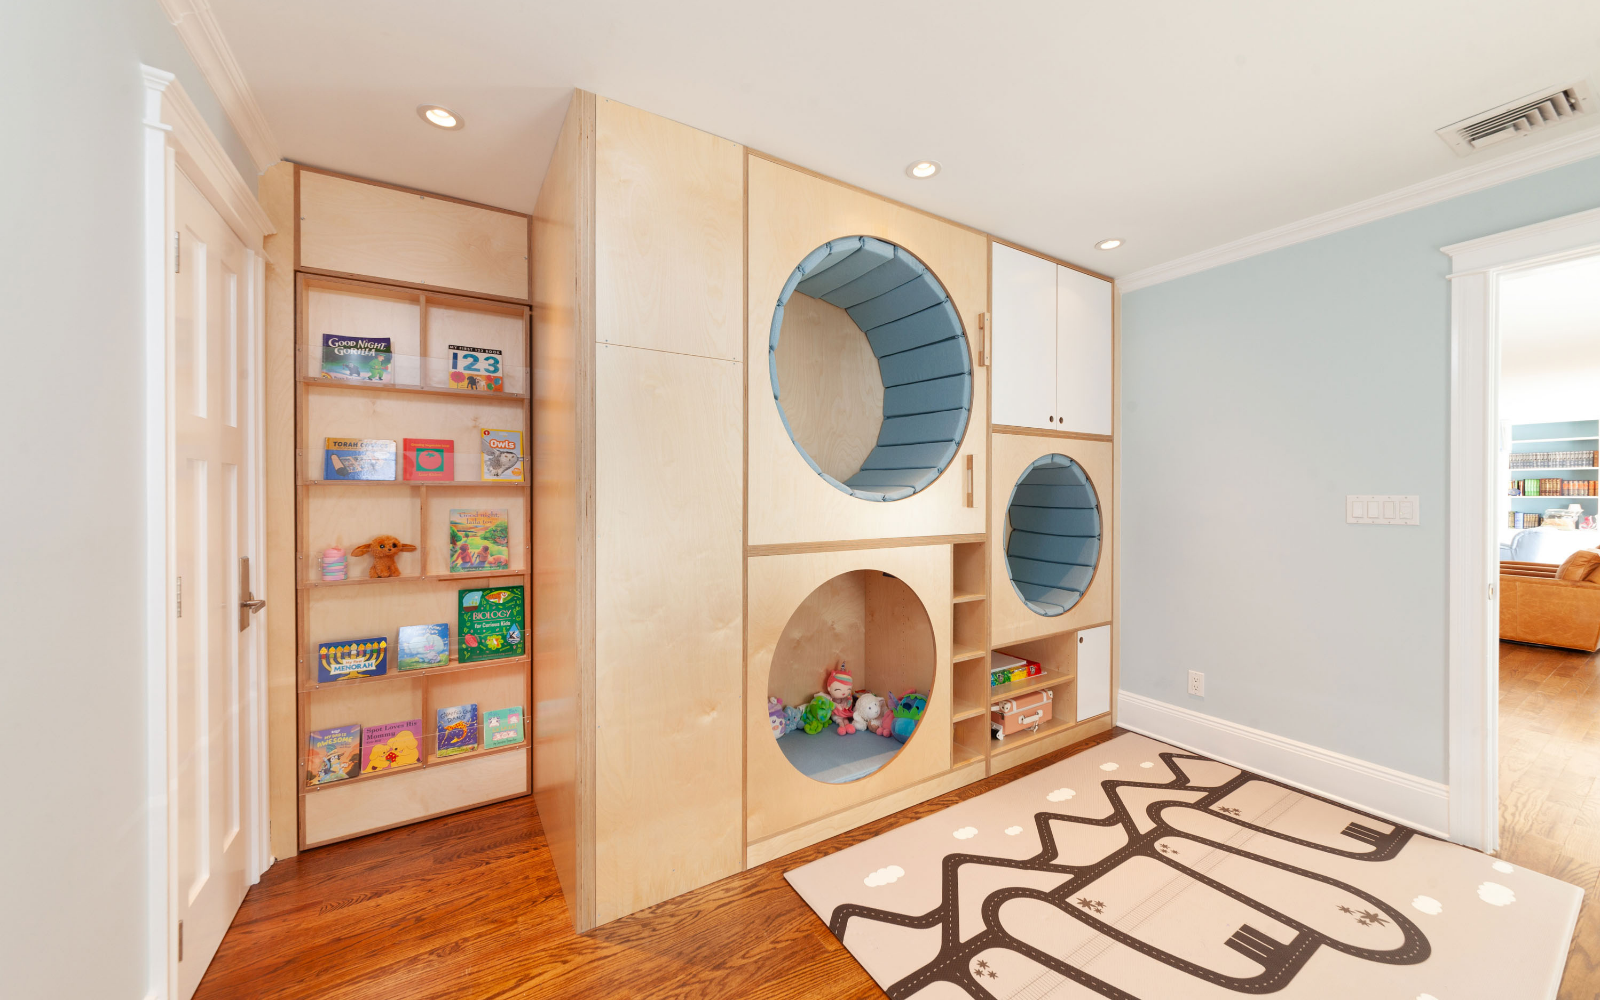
[1076,624,1111,720]
[991,243,1057,430]
[1056,266,1113,436]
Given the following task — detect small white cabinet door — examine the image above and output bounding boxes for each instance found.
[1076,624,1111,720]
[1056,266,1113,436]
[991,242,1057,430]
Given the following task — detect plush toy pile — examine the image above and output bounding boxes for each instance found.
[768,662,925,745]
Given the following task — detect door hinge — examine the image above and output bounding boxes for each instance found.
[174,232,181,274]
[976,312,987,367]
[177,920,184,961]
[1488,582,1497,600]
[176,576,183,619]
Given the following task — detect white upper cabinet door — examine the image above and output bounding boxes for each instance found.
[991,243,1058,431]
[1055,265,1113,436]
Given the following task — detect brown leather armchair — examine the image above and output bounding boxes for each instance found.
[1500,560,1600,652]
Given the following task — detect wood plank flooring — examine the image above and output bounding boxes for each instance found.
[194,728,1118,1000]
[1499,640,1600,999]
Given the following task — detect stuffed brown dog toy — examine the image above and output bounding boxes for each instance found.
[350,534,417,579]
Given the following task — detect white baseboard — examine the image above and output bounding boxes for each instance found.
[1117,691,1450,838]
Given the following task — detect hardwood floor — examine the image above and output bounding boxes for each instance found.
[1500,640,1600,1000]
[195,728,1119,999]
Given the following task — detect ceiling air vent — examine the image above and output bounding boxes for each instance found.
[1437,81,1595,155]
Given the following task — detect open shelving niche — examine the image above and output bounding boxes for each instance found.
[1507,420,1600,515]
[295,273,532,849]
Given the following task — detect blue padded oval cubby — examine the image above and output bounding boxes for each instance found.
[770,236,973,502]
[1003,454,1102,616]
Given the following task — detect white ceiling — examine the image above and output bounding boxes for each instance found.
[211,0,1600,277]
[1500,254,1600,423]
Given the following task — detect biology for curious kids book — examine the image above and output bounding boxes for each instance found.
[449,508,509,573]
[479,428,524,482]
[396,623,449,670]
[323,438,397,481]
[361,719,422,773]
[402,438,454,481]
[483,706,525,748]
[320,334,393,383]
[316,636,389,683]
[458,586,524,663]
[435,704,479,757]
[306,725,362,785]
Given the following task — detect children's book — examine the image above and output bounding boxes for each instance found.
[316,636,389,683]
[323,438,397,481]
[361,719,422,773]
[435,704,479,757]
[306,725,362,785]
[458,586,525,663]
[483,706,525,748]
[396,623,450,670]
[320,334,393,383]
[447,344,505,393]
[479,428,524,482]
[402,438,454,481]
[449,508,509,573]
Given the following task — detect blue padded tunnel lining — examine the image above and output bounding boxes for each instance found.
[771,236,972,502]
[1003,455,1102,617]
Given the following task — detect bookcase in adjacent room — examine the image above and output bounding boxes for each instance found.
[289,168,533,849]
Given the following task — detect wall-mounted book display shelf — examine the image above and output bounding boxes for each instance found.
[295,272,532,849]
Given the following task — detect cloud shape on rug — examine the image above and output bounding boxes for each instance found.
[1099,762,1119,771]
[1418,994,1439,1000]
[1478,881,1516,906]
[863,865,905,887]
[1411,895,1442,915]
[1005,826,1023,836]
[1492,860,1515,874]
[953,827,978,840]
[1047,788,1075,802]
[1139,761,1154,768]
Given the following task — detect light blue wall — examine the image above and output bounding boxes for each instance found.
[1120,153,1600,783]
[0,1,253,994]
[135,0,259,190]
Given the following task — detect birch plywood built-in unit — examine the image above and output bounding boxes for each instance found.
[288,166,534,849]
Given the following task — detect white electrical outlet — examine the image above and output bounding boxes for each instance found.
[1187,670,1205,697]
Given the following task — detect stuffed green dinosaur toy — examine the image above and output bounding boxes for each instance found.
[801,693,835,735]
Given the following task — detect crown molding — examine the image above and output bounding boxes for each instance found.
[161,76,276,246]
[1117,122,1600,293]
[158,0,281,173]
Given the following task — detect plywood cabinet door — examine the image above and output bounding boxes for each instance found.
[1056,266,1113,436]
[991,243,1057,430]
[1076,623,1111,720]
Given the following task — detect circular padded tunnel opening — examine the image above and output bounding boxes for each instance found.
[1004,455,1102,617]
[770,237,973,502]
[767,570,935,784]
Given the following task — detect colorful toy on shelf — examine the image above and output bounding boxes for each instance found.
[768,696,789,738]
[824,665,856,735]
[890,690,927,744]
[800,693,834,735]
[350,534,417,579]
[784,704,804,735]
[854,692,892,737]
[320,546,347,581]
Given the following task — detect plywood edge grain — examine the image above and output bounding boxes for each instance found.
[745,760,986,867]
[748,533,987,558]
[993,424,1113,443]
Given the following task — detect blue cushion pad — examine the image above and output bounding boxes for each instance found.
[847,271,948,331]
[776,728,900,783]
[817,249,925,310]
[1013,580,1085,612]
[1022,464,1089,487]
[795,238,896,299]
[859,441,958,472]
[883,374,971,417]
[879,338,970,387]
[846,468,938,490]
[1008,505,1100,536]
[877,410,968,447]
[1007,530,1100,566]
[1011,484,1097,508]
[1007,556,1096,593]
[865,301,963,358]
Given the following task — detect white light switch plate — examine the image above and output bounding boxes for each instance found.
[1347,494,1420,525]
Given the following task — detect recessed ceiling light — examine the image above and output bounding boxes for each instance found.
[906,160,941,179]
[1095,239,1123,250]
[418,105,463,130]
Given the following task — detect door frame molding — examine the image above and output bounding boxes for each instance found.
[1444,203,1600,853]
[141,64,274,1000]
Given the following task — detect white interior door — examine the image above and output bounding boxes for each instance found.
[1076,624,1111,720]
[173,168,256,1000]
[991,243,1057,430]
[1056,266,1113,436]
